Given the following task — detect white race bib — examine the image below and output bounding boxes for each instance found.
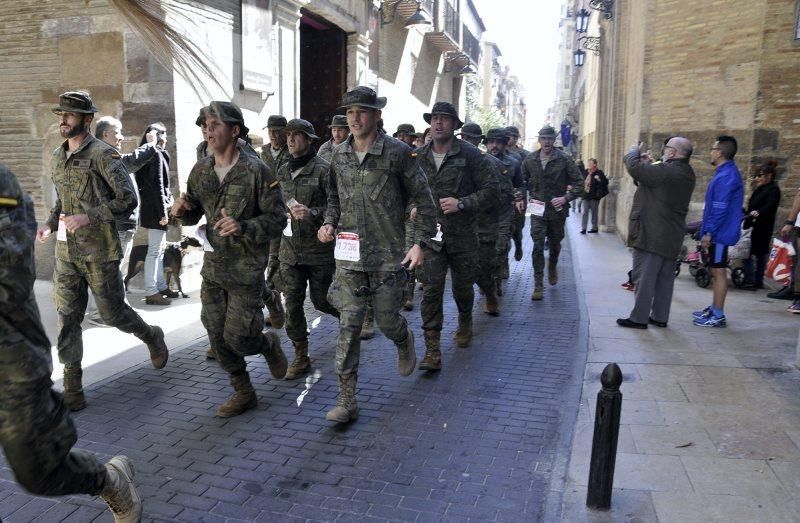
[526,199,545,217]
[283,213,293,237]
[57,213,67,241]
[431,223,443,243]
[334,232,360,262]
[195,226,214,252]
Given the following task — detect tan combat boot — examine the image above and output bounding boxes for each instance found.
[531,276,544,301]
[326,374,358,423]
[548,262,558,286]
[418,330,441,371]
[145,326,169,369]
[217,373,257,417]
[403,279,415,311]
[395,327,417,376]
[101,455,142,523]
[205,346,216,360]
[262,331,288,379]
[360,304,375,339]
[63,366,86,411]
[284,339,310,380]
[264,290,285,329]
[453,312,473,348]
[484,290,500,316]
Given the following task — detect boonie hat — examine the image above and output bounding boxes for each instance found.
[484,128,510,144]
[393,123,416,137]
[208,101,249,138]
[506,125,521,138]
[459,122,484,140]
[538,126,558,139]
[338,86,387,111]
[263,115,288,130]
[423,102,463,130]
[285,118,319,140]
[328,115,348,128]
[52,91,99,114]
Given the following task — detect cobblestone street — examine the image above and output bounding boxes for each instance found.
[0,233,586,522]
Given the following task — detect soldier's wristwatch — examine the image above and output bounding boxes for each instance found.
[457,199,465,211]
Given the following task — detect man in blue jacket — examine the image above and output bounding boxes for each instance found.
[694,136,744,327]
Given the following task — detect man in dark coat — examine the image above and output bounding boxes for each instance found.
[617,137,696,329]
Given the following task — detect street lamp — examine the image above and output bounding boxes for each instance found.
[380,1,432,30]
[573,49,586,67]
[576,8,590,33]
[404,5,432,29]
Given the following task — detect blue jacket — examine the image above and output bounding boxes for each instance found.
[701,161,744,246]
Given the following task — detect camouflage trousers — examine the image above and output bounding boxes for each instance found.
[280,262,339,343]
[201,278,276,377]
[497,210,514,258]
[530,216,566,278]
[327,268,409,376]
[417,245,477,332]
[1,296,106,496]
[512,211,525,250]
[54,257,153,368]
[476,236,499,295]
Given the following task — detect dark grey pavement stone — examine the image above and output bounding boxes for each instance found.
[0,231,586,521]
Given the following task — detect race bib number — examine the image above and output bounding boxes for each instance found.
[526,199,545,217]
[283,213,293,237]
[57,213,67,241]
[431,223,443,243]
[334,232,360,262]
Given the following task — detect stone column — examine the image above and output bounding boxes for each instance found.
[274,0,304,117]
[346,33,372,90]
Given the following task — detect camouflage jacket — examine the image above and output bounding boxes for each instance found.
[416,138,500,253]
[178,142,287,287]
[477,152,523,238]
[317,139,336,162]
[0,163,54,384]
[522,148,583,220]
[276,155,335,266]
[47,134,137,263]
[324,133,436,271]
[260,144,290,176]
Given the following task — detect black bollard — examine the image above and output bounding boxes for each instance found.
[586,362,623,510]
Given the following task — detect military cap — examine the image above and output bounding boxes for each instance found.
[264,115,288,130]
[195,106,209,127]
[484,127,510,144]
[458,122,484,139]
[208,101,250,138]
[337,86,387,111]
[506,125,521,138]
[51,91,99,114]
[328,114,348,128]
[285,118,319,140]
[393,123,416,137]
[423,102,463,130]
[538,125,558,138]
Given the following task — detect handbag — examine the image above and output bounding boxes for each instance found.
[765,237,795,282]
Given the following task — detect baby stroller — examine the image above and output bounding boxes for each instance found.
[691,221,749,289]
[675,220,703,278]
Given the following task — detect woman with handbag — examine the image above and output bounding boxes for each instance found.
[580,158,609,234]
[742,160,780,289]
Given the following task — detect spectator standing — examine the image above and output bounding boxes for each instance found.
[616,138,696,329]
[572,160,586,213]
[580,158,609,234]
[134,123,176,305]
[742,161,780,290]
[693,136,744,327]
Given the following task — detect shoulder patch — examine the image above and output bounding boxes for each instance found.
[110,152,121,159]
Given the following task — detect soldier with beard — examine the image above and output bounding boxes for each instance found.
[318,115,350,162]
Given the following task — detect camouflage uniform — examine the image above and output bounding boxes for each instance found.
[47,134,163,371]
[416,139,499,339]
[178,141,287,380]
[0,163,108,496]
[260,144,290,301]
[522,147,583,287]
[277,154,339,345]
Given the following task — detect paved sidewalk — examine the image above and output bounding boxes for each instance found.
[1,231,586,522]
[560,213,800,522]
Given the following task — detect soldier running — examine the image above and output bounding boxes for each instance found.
[317,115,350,162]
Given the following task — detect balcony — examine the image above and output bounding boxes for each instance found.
[425,0,460,53]
[462,25,480,65]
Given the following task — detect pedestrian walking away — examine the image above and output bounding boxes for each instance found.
[616,137,696,329]
[318,86,436,423]
[523,125,583,301]
[276,118,340,380]
[415,102,499,367]
[172,101,288,417]
[37,91,169,411]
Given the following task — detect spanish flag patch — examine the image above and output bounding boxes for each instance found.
[0,196,18,207]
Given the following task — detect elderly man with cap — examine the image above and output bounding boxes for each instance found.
[172,101,288,417]
[457,122,485,148]
[318,114,350,162]
[482,128,525,303]
[523,125,583,301]
[415,101,499,370]
[6,162,143,522]
[275,119,339,379]
[318,86,436,423]
[36,91,169,412]
[393,123,417,147]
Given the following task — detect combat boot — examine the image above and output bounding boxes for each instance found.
[145,326,169,369]
[360,304,375,339]
[531,276,544,301]
[395,327,417,376]
[284,340,310,380]
[403,279,415,311]
[205,346,216,360]
[484,291,500,316]
[264,290,285,329]
[548,262,558,286]
[514,243,523,261]
[101,455,142,523]
[326,374,358,423]
[262,331,288,379]
[453,312,473,348]
[63,366,86,411]
[216,373,257,417]
[418,330,441,371]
